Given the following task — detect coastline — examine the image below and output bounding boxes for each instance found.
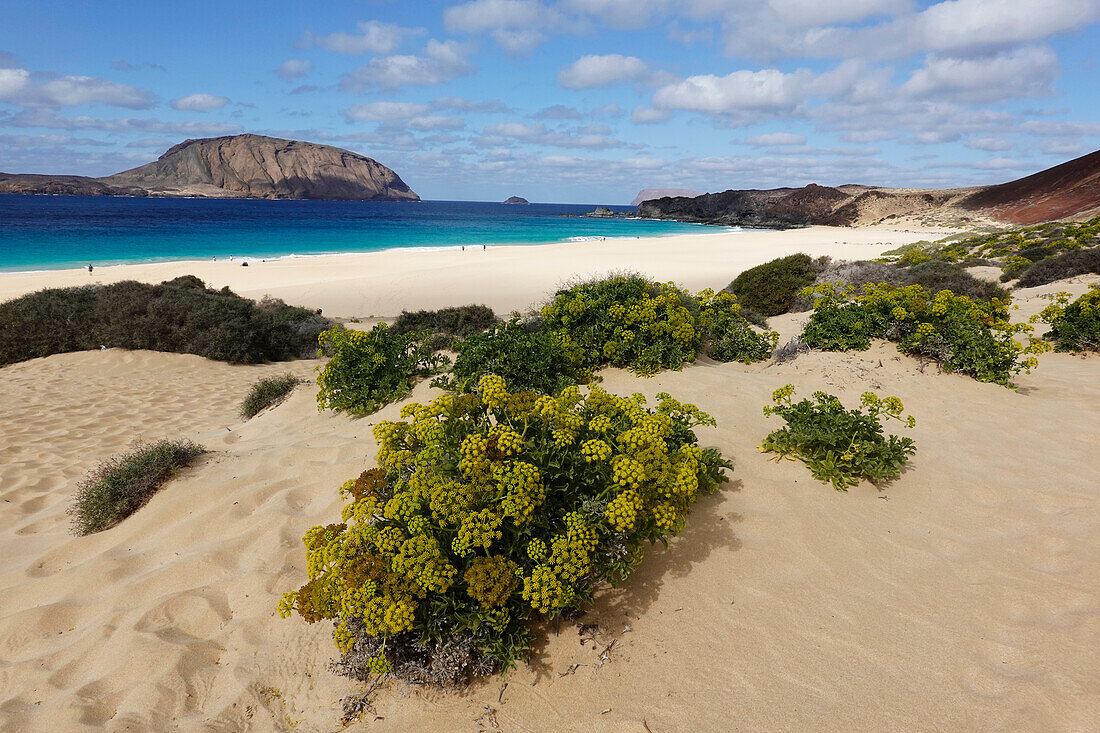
[0,225,948,317]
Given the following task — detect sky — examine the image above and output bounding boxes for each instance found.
[1,0,1098,204]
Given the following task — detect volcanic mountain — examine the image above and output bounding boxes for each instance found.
[0,134,419,201]
[637,150,1100,228]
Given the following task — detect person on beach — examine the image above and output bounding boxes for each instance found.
[87,264,93,275]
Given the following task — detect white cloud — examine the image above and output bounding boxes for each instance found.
[631,106,672,124]
[170,93,229,111]
[558,54,650,89]
[652,69,803,114]
[531,105,583,120]
[0,68,30,98]
[277,59,313,82]
[563,0,673,28]
[1,71,155,109]
[963,136,1013,151]
[482,120,633,149]
[900,46,1058,103]
[301,20,421,54]
[444,0,566,52]
[3,108,241,136]
[765,0,913,26]
[342,102,431,121]
[406,116,466,131]
[745,132,807,146]
[341,40,475,91]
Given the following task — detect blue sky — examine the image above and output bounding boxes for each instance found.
[1,0,1098,203]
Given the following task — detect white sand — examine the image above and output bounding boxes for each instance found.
[1,230,1097,731]
[0,226,939,318]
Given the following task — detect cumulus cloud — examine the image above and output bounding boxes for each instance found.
[531,104,583,119]
[341,40,475,91]
[170,93,229,111]
[300,20,422,54]
[0,69,155,109]
[631,106,672,124]
[277,59,313,82]
[445,0,567,53]
[342,102,431,122]
[558,54,651,89]
[745,132,807,146]
[900,46,1058,103]
[562,0,673,28]
[652,69,803,115]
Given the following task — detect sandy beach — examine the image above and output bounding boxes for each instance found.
[0,226,942,318]
[1,228,1097,731]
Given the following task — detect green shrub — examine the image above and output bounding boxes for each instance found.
[0,277,332,366]
[698,289,778,362]
[799,283,1049,386]
[316,324,449,414]
[901,261,1008,302]
[435,318,589,395]
[69,440,206,534]
[391,305,498,338]
[279,376,731,700]
[240,373,301,419]
[726,253,823,316]
[1034,287,1100,351]
[1016,248,1100,288]
[760,385,915,491]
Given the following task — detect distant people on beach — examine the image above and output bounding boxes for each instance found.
[87,264,93,275]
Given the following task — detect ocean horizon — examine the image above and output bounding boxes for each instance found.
[0,195,727,273]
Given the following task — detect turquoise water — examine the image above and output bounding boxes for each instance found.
[0,196,721,272]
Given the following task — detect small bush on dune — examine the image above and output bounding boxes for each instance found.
[240,373,302,419]
[725,253,826,317]
[0,277,333,366]
[1034,286,1100,352]
[697,289,778,362]
[435,318,589,396]
[799,282,1050,386]
[1016,248,1100,288]
[791,260,902,311]
[279,376,731,706]
[760,385,916,491]
[316,325,449,415]
[69,440,206,535]
[391,305,498,339]
[901,261,1008,302]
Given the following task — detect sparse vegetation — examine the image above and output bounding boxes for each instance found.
[0,276,332,366]
[69,440,206,535]
[761,385,916,491]
[240,374,302,419]
[1033,286,1100,352]
[1016,248,1100,288]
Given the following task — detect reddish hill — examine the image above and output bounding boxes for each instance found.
[960,149,1100,224]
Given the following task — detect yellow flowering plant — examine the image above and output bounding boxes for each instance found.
[761,385,916,491]
[280,375,731,698]
[1032,285,1100,352]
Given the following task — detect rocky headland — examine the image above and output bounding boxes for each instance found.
[0,134,419,201]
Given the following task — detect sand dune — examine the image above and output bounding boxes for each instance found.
[1,273,1097,731]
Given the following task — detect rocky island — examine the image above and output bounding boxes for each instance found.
[502,196,530,204]
[0,134,419,201]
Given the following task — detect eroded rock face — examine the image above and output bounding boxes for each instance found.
[101,134,419,201]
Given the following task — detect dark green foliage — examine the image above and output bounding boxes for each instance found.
[316,324,449,415]
[900,261,1008,302]
[240,373,302,419]
[69,440,206,534]
[726,253,824,316]
[704,307,779,363]
[1016,248,1100,288]
[761,386,916,491]
[800,302,886,351]
[391,304,498,338]
[0,277,333,366]
[434,318,588,395]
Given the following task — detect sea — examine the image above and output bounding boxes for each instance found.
[0,195,723,273]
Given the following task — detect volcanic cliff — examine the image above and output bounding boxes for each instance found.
[0,134,419,201]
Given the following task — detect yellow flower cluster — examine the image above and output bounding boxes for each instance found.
[605,488,643,530]
[453,508,504,555]
[580,438,612,462]
[464,555,520,608]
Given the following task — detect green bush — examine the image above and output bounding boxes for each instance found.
[1034,287,1100,351]
[279,376,731,700]
[240,373,301,419]
[316,324,449,415]
[391,304,498,338]
[726,253,824,316]
[760,385,916,491]
[901,261,1008,302]
[1016,248,1100,288]
[69,440,206,534]
[799,283,1049,386]
[0,276,332,366]
[700,289,778,362]
[435,318,589,395]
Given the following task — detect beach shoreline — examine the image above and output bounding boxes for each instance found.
[0,225,950,317]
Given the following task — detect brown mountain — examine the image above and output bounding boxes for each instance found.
[637,150,1100,228]
[0,134,419,201]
